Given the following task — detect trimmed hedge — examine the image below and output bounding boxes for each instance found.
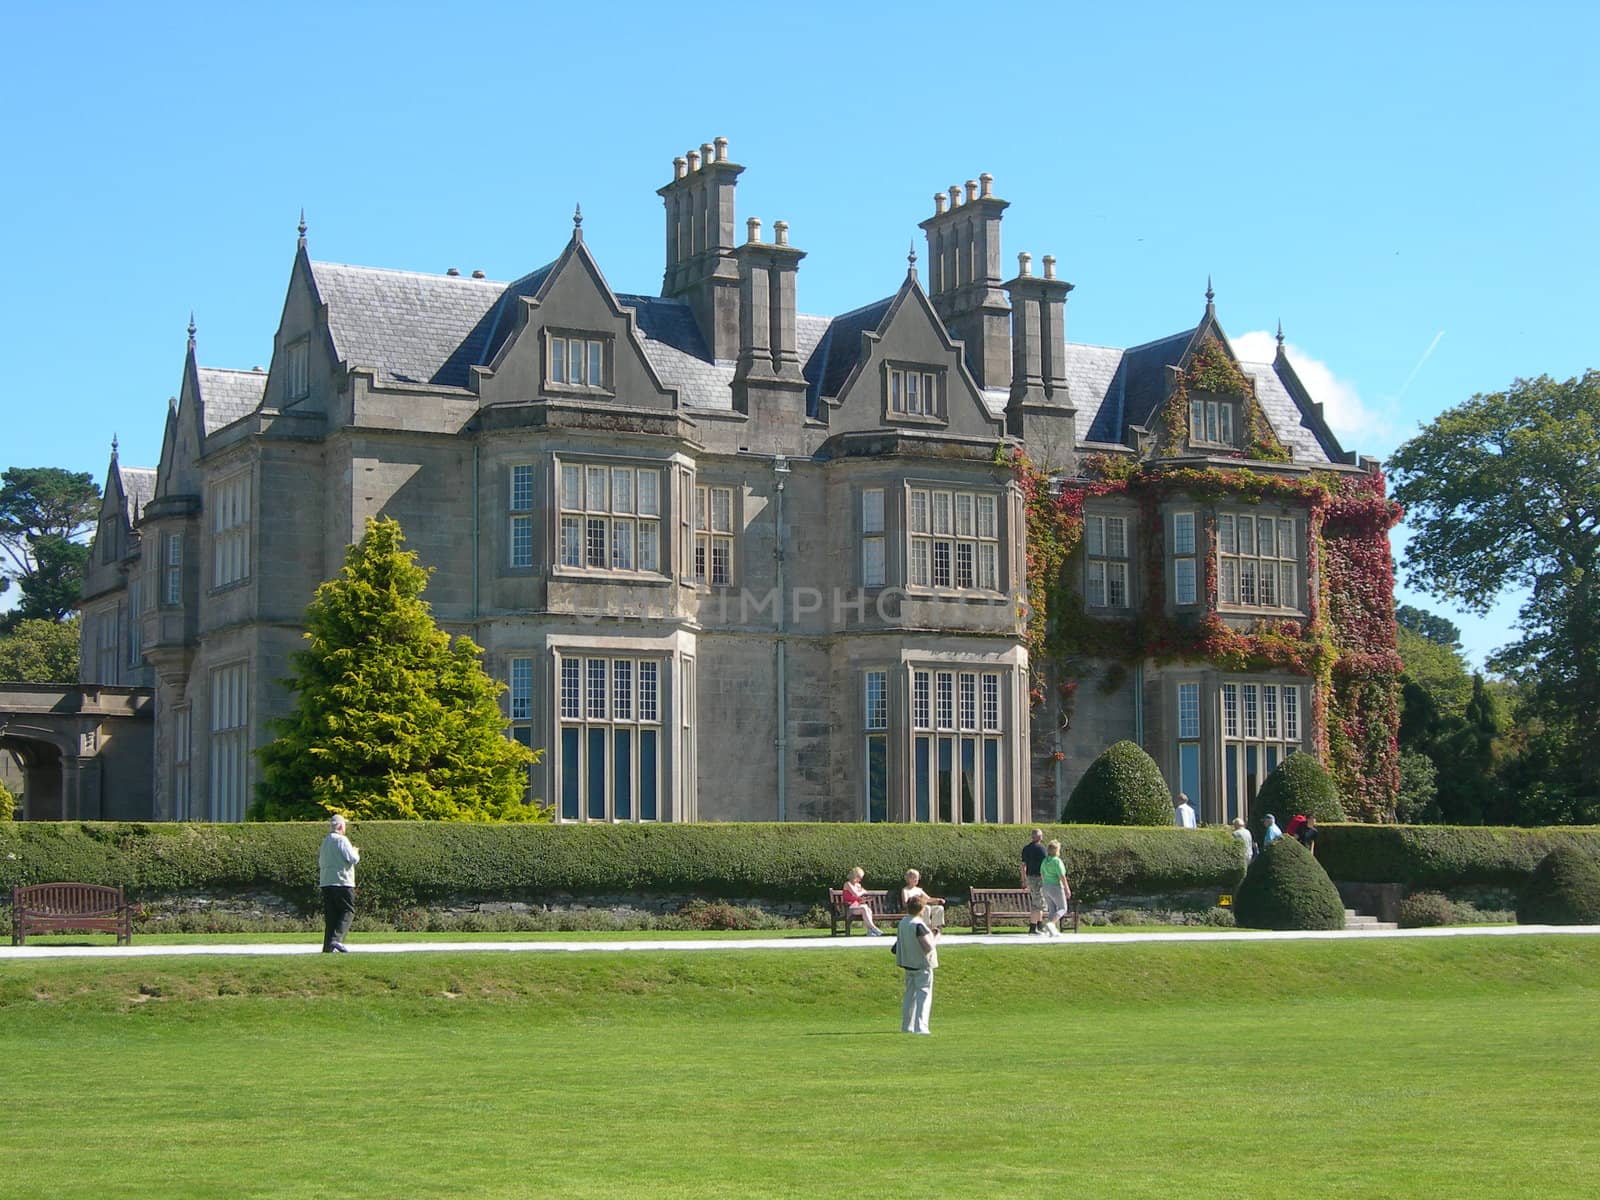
[1254,752,1345,824]
[1233,838,1345,931]
[1317,824,1600,889]
[1063,741,1175,825]
[0,821,1245,912]
[1517,844,1600,926]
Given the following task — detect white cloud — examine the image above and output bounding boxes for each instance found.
[1232,330,1389,448]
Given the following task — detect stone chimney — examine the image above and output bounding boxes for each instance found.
[1003,249,1076,444]
[732,216,807,425]
[918,171,1011,389]
[658,136,743,360]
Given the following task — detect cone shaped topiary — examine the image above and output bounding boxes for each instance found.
[1062,740,1174,825]
[1233,837,1346,930]
[1517,843,1600,925]
[1255,752,1346,827]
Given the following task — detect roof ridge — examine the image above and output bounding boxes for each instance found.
[311,260,507,285]
[828,295,895,322]
[1120,328,1193,354]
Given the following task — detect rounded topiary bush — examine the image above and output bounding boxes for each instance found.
[1254,752,1346,825]
[1517,844,1600,925]
[1233,837,1346,930]
[1062,741,1174,825]
[1397,890,1461,928]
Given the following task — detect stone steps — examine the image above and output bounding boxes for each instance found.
[1344,909,1399,932]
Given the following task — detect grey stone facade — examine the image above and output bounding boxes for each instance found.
[67,138,1372,825]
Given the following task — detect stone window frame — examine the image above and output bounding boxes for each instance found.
[209,468,252,591]
[885,362,945,424]
[905,482,1002,595]
[162,531,183,606]
[907,662,1007,825]
[1171,509,1199,608]
[1084,510,1133,611]
[861,487,886,589]
[1219,678,1306,824]
[207,659,250,823]
[863,668,889,822]
[546,330,613,395]
[1218,510,1303,614]
[692,483,737,589]
[1188,392,1237,449]
[554,457,665,581]
[284,338,310,401]
[553,652,665,823]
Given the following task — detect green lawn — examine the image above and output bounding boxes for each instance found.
[3,936,1596,1199]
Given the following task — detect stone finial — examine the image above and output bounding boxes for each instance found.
[1276,318,1285,349]
[747,216,762,244]
[111,433,119,458]
[687,150,700,172]
[965,180,978,202]
[573,202,583,229]
[187,311,197,349]
[907,241,919,280]
[949,185,962,209]
[773,220,789,247]
[297,208,307,249]
[714,136,728,162]
[1042,255,1056,280]
[1018,251,1032,277]
[979,173,994,198]
[674,156,688,179]
[934,192,946,215]
[1205,275,1215,305]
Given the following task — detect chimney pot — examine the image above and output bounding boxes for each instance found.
[1018,251,1032,278]
[700,142,714,165]
[934,192,946,215]
[673,156,687,179]
[773,220,789,246]
[747,217,762,244]
[979,172,994,198]
[446,267,460,276]
[686,150,700,172]
[965,180,978,202]
[471,269,486,279]
[949,185,962,208]
[1042,255,1056,280]
[714,136,728,161]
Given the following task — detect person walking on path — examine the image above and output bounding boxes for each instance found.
[1230,817,1255,860]
[1297,814,1319,855]
[841,867,884,936]
[1261,813,1283,847]
[319,814,360,953]
[895,895,940,1034]
[1174,793,1198,828]
[1040,840,1073,936]
[1021,828,1047,935]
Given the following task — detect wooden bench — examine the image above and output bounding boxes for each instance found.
[827,889,907,937]
[11,883,132,946]
[969,887,1078,934]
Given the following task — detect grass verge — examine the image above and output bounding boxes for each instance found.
[3,936,1596,1198]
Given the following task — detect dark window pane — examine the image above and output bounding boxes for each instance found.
[614,729,632,821]
[983,739,999,823]
[587,728,607,820]
[914,736,931,823]
[937,737,954,823]
[561,728,580,820]
[640,730,658,821]
[867,734,887,823]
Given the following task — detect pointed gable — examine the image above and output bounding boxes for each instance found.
[473,234,677,410]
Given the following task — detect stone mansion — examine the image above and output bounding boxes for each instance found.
[47,137,1385,825]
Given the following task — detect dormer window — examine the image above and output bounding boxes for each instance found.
[889,366,941,419]
[1189,395,1235,448]
[285,339,310,400]
[550,333,609,390]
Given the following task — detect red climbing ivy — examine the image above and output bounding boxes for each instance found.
[1010,448,1403,820]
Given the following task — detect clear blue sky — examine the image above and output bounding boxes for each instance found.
[3,0,1595,667]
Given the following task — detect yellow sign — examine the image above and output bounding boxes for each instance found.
[1218,894,1233,907]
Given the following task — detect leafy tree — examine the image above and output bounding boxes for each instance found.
[0,777,15,821]
[1395,603,1462,648]
[0,616,80,682]
[250,517,544,822]
[1389,371,1600,822]
[1395,749,1440,824]
[0,467,101,627]
[1396,623,1473,724]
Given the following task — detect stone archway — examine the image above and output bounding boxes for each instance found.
[0,734,65,820]
[0,684,153,820]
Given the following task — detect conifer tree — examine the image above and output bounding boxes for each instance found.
[251,517,543,821]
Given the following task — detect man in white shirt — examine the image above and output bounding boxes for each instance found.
[1174,793,1198,829]
[894,896,940,1034]
[318,814,361,953]
[1230,816,1255,859]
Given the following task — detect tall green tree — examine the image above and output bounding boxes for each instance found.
[1395,603,1462,648]
[0,616,80,682]
[1389,371,1600,822]
[0,467,101,628]
[251,517,544,822]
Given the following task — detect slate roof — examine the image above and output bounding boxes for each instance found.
[1245,360,1333,463]
[195,368,268,434]
[118,466,157,522]
[310,262,504,386]
[296,257,1341,459]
